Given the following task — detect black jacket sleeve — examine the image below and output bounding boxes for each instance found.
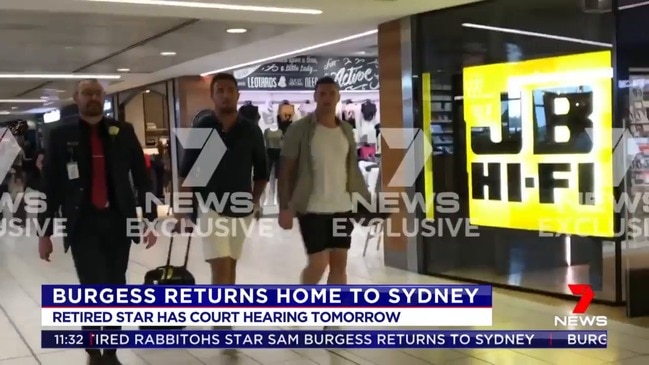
[126,124,157,222]
[38,128,63,237]
[178,117,210,180]
[252,124,269,182]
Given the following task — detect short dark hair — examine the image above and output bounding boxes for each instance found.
[315,76,339,91]
[76,78,102,92]
[210,72,237,93]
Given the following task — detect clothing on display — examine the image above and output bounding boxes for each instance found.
[361,100,377,121]
[375,123,382,155]
[357,100,379,144]
[264,126,283,207]
[341,100,357,129]
[358,160,381,193]
[267,148,281,178]
[298,100,315,116]
[260,101,275,126]
[233,93,380,145]
[264,127,283,150]
[239,101,260,124]
[358,144,376,161]
[277,101,295,133]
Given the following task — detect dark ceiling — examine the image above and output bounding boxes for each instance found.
[414,0,616,70]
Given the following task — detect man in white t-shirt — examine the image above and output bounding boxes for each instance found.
[278,77,370,285]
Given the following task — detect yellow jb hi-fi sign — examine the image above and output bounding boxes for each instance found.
[464,51,614,237]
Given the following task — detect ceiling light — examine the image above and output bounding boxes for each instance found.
[0,73,121,80]
[117,68,131,72]
[0,99,48,103]
[144,90,151,93]
[11,107,17,110]
[85,0,322,15]
[160,51,176,56]
[227,28,247,34]
[201,30,378,76]
[462,23,612,48]
[0,111,10,115]
[620,1,649,10]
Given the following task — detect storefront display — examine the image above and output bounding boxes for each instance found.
[116,82,172,149]
[224,55,382,214]
[464,51,614,237]
[116,81,176,200]
[411,0,616,302]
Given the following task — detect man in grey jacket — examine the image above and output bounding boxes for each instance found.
[278,76,370,285]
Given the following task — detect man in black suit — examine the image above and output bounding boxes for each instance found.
[38,79,157,365]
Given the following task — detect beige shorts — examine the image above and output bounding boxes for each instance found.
[196,209,254,261]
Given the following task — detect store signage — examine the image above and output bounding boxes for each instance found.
[232,56,379,91]
[43,109,61,124]
[464,51,614,237]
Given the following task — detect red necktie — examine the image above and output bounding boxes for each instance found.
[90,126,108,208]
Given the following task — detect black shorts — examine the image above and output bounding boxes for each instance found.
[297,211,354,255]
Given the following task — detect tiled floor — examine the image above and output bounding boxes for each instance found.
[1,219,649,364]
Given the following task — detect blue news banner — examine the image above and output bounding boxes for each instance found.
[40,284,493,307]
[41,330,607,349]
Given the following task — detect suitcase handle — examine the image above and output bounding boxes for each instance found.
[165,233,192,269]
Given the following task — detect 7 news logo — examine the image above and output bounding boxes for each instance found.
[554,284,608,327]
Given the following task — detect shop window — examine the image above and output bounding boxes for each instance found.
[413,0,615,301]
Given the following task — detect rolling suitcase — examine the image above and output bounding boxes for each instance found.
[140,234,195,330]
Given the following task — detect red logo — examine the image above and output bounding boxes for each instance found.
[568,284,594,314]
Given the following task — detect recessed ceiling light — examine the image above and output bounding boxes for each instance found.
[144,90,151,93]
[117,68,131,72]
[0,73,121,80]
[84,0,322,15]
[160,51,177,56]
[227,28,247,34]
[0,111,10,115]
[11,107,17,110]
[0,99,48,103]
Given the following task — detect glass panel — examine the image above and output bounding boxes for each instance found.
[615,3,649,302]
[414,0,616,300]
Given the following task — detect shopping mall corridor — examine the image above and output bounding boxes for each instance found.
[0,221,648,365]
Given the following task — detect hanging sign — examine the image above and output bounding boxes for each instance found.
[232,55,379,91]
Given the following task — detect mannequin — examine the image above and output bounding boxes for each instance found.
[264,122,283,205]
[261,100,274,125]
[375,123,381,156]
[298,99,315,115]
[341,99,357,128]
[277,100,294,133]
[361,99,377,122]
[358,100,379,143]
[239,101,260,124]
